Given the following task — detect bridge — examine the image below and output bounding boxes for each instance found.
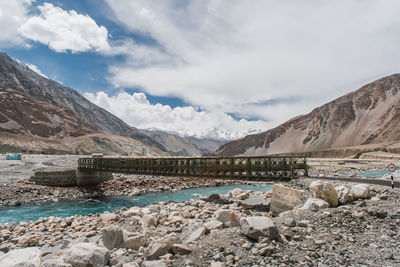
[78,155,308,180]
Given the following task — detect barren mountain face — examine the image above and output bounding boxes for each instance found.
[0,51,223,155]
[215,74,400,156]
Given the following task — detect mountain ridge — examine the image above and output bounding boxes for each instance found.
[214,74,400,156]
[0,51,222,155]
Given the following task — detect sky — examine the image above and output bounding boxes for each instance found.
[1,0,400,140]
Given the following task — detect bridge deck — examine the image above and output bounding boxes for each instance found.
[78,156,308,180]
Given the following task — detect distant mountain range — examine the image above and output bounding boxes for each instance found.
[0,51,225,155]
[214,74,400,157]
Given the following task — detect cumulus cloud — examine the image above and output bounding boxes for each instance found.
[105,0,400,129]
[85,91,270,140]
[19,3,109,53]
[0,0,33,47]
[25,63,48,78]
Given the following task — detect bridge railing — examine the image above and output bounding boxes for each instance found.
[78,156,308,179]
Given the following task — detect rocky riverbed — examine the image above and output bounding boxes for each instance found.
[0,178,399,267]
[0,174,247,206]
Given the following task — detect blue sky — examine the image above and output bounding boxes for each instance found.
[1,0,399,139]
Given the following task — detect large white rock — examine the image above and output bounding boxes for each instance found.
[145,234,182,260]
[142,260,167,267]
[100,212,119,223]
[41,259,73,267]
[239,216,280,241]
[102,225,124,249]
[141,214,157,227]
[302,198,330,211]
[351,184,370,199]
[0,247,41,267]
[123,231,147,250]
[309,181,338,207]
[270,184,306,216]
[63,243,109,267]
[335,185,353,204]
[214,210,240,227]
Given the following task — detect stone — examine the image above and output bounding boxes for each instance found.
[123,231,147,250]
[302,198,330,211]
[210,261,225,267]
[100,212,119,223]
[204,220,223,232]
[186,226,206,243]
[351,184,370,199]
[335,185,352,204]
[145,234,182,260]
[270,184,305,216]
[64,243,109,267]
[215,210,240,226]
[0,247,41,267]
[205,194,233,205]
[141,214,157,227]
[239,216,280,241]
[239,196,270,212]
[102,225,125,249]
[310,181,338,207]
[298,220,310,227]
[142,260,167,267]
[41,259,73,267]
[283,217,296,227]
[258,245,275,256]
[122,263,140,267]
[171,244,192,255]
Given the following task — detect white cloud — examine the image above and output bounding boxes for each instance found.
[105,0,400,130]
[19,3,109,53]
[25,63,48,78]
[0,0,33,47]
[85,91,269,140]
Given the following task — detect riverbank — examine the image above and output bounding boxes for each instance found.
[0,173,250,206]
[0,178,399,266]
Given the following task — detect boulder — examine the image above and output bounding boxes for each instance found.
[63,243,109,267]
[141,214,157,227]
[0,247,41,267]
[239,216,280,241]
[186,226,206,243]
[335,185,352,204]
[102,225,124,249]
[145,234,182,260]
[41,259,73,267]
[204,220,223,232]
[100,212,119,223]
[215,210,240,226]
[142,260,167,267]
[309,181,338,207]
[351,184,370,199]
[123,231,147,250]
[270,184,306,216]
[302,198,330,211]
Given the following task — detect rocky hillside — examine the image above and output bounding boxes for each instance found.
[215,74,400,156]
[0,51,222,155]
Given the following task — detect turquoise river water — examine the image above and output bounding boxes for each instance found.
[0,184,273,224]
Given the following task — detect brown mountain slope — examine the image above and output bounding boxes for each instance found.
[214,74,400,156]
[0,51,225,156]
[0,86,94,139]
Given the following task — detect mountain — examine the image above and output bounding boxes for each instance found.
[142,130,227,156]
[0,51,221,155]
[214,74,400,156]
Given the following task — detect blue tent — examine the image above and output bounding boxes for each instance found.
[6,154,22,160]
